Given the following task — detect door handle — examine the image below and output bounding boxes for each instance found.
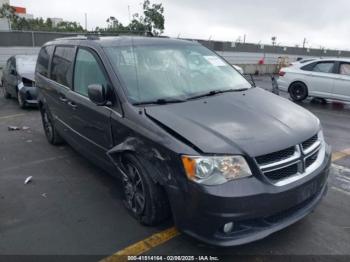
[67,101,78,110]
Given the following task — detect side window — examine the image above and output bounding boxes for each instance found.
[36,45,54,77]
[73,48,108,97]
[51,46,75,87]
[312,62,334,73]
[339,63,350,76]
[301,62,316,71]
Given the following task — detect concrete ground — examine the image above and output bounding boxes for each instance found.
[0,77,350,261]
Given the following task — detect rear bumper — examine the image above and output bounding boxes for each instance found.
[168,145,331,246]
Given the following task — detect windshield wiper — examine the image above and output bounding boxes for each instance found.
[133,98,186,106]
[186,88,248,100]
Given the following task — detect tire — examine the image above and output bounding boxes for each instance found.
[40,105,64,145]
[17,91,26,109]
[121,153,170,226]
[289,82,308,102]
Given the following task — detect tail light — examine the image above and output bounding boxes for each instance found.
[279,70,286,77]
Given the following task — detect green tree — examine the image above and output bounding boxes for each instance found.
[0,4,16,20]
[142,0,164,35]
[99,0,165,35]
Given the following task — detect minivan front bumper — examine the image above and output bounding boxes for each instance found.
[167,144,331,246]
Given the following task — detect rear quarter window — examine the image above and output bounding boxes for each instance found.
[51,46,75,87]
[300,62,317,71]
[36,45,54,77]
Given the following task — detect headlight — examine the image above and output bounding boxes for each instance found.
[182,155,252,185]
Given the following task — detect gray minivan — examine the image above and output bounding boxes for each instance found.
[35,36,331,246]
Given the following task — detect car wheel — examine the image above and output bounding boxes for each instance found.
[121,154,170,226]
[289,82,308,102]
[40,106,64,145]
[17,91,26,109]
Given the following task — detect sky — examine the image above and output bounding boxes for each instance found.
[9,0,350,50]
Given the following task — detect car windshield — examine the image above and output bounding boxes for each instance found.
[105,44,251,104]
[16,56,37,74]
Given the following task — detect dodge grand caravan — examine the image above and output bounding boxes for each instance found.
[35,36,331,246]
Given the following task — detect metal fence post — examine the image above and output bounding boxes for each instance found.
[31,31,35,47]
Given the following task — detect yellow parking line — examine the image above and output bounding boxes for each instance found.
[101,227,180,262]
[332,149,350,162]
[0,113,25,120]
[103,148,350,260]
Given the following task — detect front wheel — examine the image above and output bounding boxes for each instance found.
[289,82,308,102]
[40,106,64,145]
[121,154,170,226]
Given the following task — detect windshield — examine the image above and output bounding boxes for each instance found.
[105,44,251,104]
[16,56,38,74]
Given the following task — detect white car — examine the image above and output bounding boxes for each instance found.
[277,58,350,102]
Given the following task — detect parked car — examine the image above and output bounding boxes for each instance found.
[36,36,331,247]
[278,58,350,102]
[1,55,38,108]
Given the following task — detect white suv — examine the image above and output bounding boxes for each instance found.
[277,58,350,102]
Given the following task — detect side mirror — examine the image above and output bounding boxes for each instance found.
[88,84,107,106]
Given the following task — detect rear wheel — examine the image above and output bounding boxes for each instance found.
[121,154,170,226]
[289,82,308,102]
[40,106,64,145]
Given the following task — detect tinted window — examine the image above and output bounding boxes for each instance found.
[339,63,350,76]
[301,62,316,71]
[73,48,108,97]
[36,46,54,77]
[312,62,334,73]
[51,46,75,87]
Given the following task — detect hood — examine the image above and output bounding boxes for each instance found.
[145,88,320,157]
[20,72,35,82]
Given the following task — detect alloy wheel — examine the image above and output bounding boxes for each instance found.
[291,85,306,100]
[122,163,146,215]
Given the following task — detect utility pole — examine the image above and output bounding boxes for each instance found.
[84,13,87,31]
[302,38,307,48]
[128,5,131,23]
[243,34,246,43]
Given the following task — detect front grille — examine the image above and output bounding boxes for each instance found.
[264,163,299,181]
[256,146,295,165]
[255,132,321,185]
[305,150,318,168]
[302,134,318,151]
